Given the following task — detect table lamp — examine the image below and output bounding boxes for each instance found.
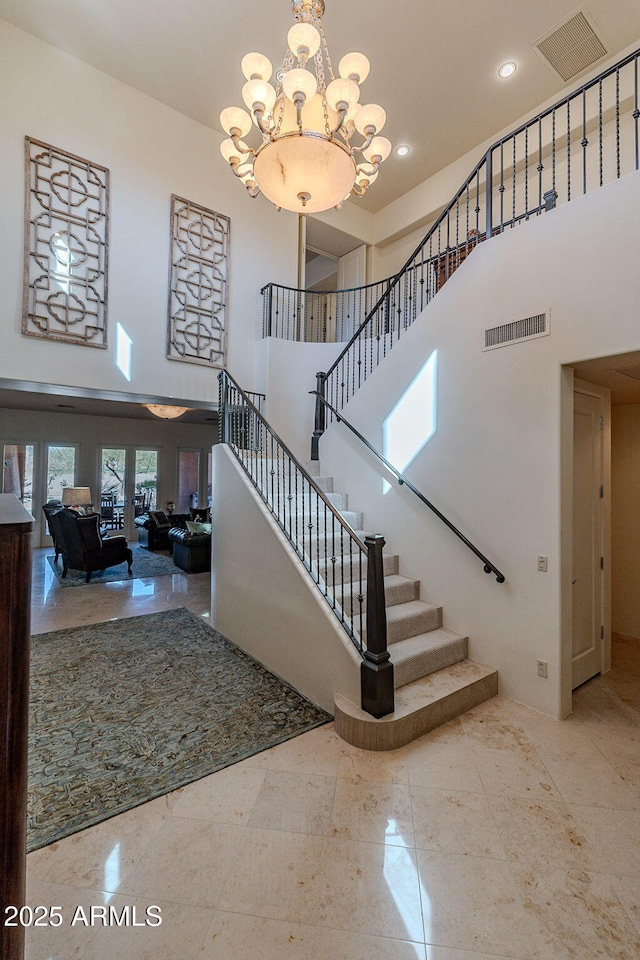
[61,487,93,515]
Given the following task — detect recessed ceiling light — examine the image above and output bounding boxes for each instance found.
[498,61,517,78]
[395,144,410,157]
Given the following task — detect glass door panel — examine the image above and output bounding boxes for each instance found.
[100,447,126,531]
[46,445,77,504]
[2,443,35,515]
[134,449,158,515]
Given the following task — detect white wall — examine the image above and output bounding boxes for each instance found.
[612,404,640,639]
[0,19,297,400]
[312,170,640,720]
[256,337,344,462]
[211,444,362,714]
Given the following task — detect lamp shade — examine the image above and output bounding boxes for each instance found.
[61,487,92,507]
[354,102,386,135]
[241,52,273,81]
[338,52,370,83]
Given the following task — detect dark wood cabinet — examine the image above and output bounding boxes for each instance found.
[1,494,33,960]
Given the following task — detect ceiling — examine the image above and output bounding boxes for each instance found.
[569,351,640,404]
[0,380,218,424]
[1,0,640,213]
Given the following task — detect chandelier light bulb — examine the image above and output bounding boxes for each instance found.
[241,52,273,81]
[363,136,392,163]
[287,23,321,59]
[242,79,277,114]
[219,106,253,137]
[326,77,360,111]
[354,103,386,136]
[282,67,318,103]
[338,52,370,84]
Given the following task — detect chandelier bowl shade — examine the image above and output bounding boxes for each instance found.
[220,0,390,213]
[253,133,356,213]
[144,404,190,420]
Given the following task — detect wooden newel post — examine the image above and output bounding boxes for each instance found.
[1,494,34,960]
[361,534,394,718]
[311,371,326,461]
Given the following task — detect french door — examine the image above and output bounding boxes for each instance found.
[99,447,158,539]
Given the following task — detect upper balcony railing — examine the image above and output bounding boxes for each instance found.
[261,46,640,431]
[261,278,393,344]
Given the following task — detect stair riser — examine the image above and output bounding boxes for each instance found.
[388,606,442,644]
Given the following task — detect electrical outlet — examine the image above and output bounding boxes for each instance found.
[537,555,548,572]
[537,659,548,678]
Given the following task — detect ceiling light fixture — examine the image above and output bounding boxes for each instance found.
[219,0,391,214]
[144,404,190,420]
[395,144,410,157]
[498,61,517,78]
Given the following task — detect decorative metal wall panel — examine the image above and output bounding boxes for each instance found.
[23,138,109,348]
[167,195,229,367]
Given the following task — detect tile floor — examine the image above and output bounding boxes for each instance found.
[23,548,640,959]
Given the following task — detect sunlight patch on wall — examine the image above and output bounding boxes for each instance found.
[116,323,132,381]
[383,351,437,492]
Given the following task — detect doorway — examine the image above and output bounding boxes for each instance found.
[572,387,605,688]
[99,447,158,539]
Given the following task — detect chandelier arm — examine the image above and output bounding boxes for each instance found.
[231,133,255,156]
[331,103,348,136]
[252,105,274,136]
[351,182,368,197]
[356,130,377,154]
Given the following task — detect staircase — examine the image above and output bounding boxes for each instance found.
[307,460,498,749]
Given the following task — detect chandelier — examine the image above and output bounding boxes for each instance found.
[219,0,391,214]
[144,404,190,420]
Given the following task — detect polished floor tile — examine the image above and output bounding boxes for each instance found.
[22,555,640,959]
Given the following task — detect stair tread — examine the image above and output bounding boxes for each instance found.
[386,599,441,624]
[393,660,497,710]
[334,660,499,749]
[389,627,468,661]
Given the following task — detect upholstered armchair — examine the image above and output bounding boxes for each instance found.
[49,508,133,583]
[42,499,64,562]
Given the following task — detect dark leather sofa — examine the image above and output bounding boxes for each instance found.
[134,511,189,551]
[168,527,211,573]
[47,507,133,583]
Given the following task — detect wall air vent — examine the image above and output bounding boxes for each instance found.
[483,312,549,351]
[533,9,607,82]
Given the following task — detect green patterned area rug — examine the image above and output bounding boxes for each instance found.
[46,545,181,586]
[28,607,330,852]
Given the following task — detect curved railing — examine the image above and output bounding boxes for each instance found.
[311,392,505,583]
[218,370,394,717]
[261,277,393,343]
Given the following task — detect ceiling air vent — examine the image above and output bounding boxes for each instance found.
[483,312,549,351]
[533,9,607,82]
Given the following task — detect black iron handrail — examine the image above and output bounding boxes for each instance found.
[311,391,506,584]
[302,44,640,433]
[218,370,394,717]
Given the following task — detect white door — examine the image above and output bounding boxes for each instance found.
[572,390,604,688]
[337,244,367,339]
